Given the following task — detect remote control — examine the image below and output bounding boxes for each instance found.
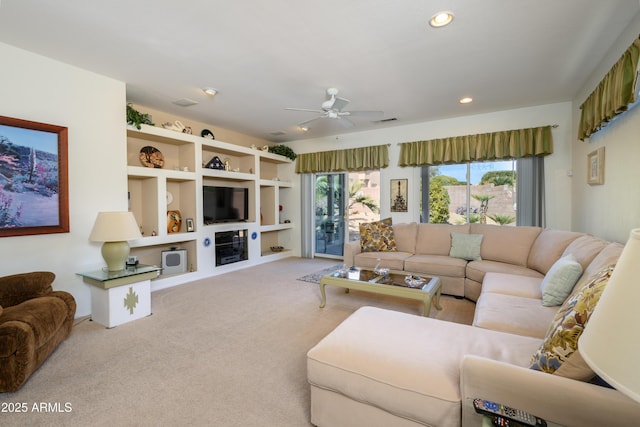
[473,399,547,427]
[490,415,523,427]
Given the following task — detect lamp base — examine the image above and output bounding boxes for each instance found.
[101,241,130,272]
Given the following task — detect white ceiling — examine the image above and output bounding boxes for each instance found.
[0,1,638,143]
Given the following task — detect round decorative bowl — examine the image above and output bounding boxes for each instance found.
[374,267,390,276]
[404,275,426,288]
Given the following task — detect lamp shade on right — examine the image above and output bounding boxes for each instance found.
[579,228,640,403]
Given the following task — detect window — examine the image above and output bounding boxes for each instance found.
[422,160,517,226]
[347,170,380,241]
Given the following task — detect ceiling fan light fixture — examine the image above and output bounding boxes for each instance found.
[202,87,218,96]
[429,11,454,28]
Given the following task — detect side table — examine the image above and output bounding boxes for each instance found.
[77,265,160,328]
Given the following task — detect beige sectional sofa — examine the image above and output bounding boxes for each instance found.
[345,223,607,301]
[308,224,640,426]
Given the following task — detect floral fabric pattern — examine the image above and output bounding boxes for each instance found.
[359,218,397,253]
[530,264,615,377]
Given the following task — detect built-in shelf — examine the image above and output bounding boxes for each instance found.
[125,124,295,282]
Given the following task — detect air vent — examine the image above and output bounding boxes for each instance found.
[373,117,398,124]
[172,98,199,107]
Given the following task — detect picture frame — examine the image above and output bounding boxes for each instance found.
[0,116,69,237]
[390,178,408,212]
[587,147,605,185]
[186,218,194,232]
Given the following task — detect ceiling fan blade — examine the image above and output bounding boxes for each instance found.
[298,116,324,126]
[345,110,384,118]
[285,107,324,113]
[332,96,350,112]
[337,117,355,128]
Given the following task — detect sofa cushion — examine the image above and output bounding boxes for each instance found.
[404,254,468,278]
[576,242,623,291]
[415,223,470,256]
[360,218,396,252]
[540,254,583,307]
[527,229,584,274]
[562,235,609,271]
[473,293,559,339]
[449,233,483,261]
[466,260,544,285]
[529,264,615,381]
[353,251,413,271]
[480,272,542,299]
[470,224,541,266]
[391,222,418,254]
[307,307,542,427]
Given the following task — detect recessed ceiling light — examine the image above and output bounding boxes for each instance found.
[173,98,199,107]
[202,87,218,96]
[299,126,309,132]
[459,97,473,104]
[429,11,454,28]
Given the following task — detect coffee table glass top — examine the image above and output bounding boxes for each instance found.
[332,268,433,289]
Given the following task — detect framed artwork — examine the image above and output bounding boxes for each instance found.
[0,116,69,237]
[390,179,408,212]
[587,147,605,185]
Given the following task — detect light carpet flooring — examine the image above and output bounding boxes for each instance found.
[2,257,475,426]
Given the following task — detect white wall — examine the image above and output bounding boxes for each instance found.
[571,14,640,243]
[0,42,127,316]
[288,102,574,240]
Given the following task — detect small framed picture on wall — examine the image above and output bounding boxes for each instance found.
[390,179,408,212]
[587,147,605,185]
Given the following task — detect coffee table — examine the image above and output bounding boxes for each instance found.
[319,268,442,317]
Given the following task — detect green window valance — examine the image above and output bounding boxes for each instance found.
[295,144,389,173]
[398,125,553,167]
[578,37,640,141]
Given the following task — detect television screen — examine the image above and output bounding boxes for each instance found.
[203,186,248,224]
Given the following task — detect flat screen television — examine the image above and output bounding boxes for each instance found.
[203,186,249,224]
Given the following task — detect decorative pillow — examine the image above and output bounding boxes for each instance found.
[530,264,615,381]
[449,233,483,261]
[540,254,583,306]
[360,218,397,252]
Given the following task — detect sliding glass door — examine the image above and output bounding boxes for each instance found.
[315,173,346,257]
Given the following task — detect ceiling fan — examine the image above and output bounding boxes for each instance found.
[285,88,383,128]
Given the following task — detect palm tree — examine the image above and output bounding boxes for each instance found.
[472,194,494,224]
[349,181,379,213]
[488,214,515,226]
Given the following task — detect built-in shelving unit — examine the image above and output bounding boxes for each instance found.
[125,124,294,288]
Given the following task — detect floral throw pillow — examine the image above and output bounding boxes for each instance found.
[529,264,615,381]
[359,218,397,253]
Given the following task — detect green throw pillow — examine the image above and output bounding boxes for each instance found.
[530,264,614,381]
[449,233,483,261]
[540,254,583,306]
[359,218,397,253]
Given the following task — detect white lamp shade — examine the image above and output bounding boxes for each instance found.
[89,211,142,242]
[579,228,640,403]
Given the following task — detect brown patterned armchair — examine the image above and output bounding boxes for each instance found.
[0,272,76,392]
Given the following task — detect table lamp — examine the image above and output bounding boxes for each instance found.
[579,228,640,403]
[89,211,142,271]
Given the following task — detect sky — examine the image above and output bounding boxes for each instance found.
[0,125,58,154]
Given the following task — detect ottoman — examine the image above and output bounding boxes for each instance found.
[307,306,541,427]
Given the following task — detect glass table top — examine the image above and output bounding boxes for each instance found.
[77,264,160,282]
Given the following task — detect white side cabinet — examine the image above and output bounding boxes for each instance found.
[78,265,160,328]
